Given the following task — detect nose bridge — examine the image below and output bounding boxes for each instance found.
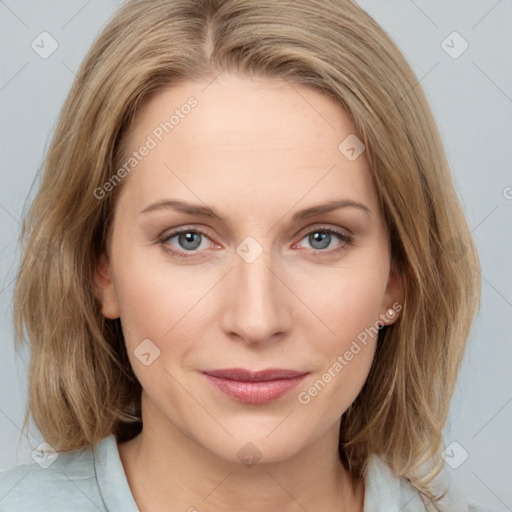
[221,237,290,343]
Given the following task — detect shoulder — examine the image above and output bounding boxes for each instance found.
[0,441,105,512]
[364,454,500,512]
[364,453,427,511]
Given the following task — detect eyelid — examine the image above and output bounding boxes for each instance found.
[159,225,219,249]
[160,223,351,244]
[295,222,353,239]
[292,224,353,251]
[160,225,213,240]
[159,222,353,258]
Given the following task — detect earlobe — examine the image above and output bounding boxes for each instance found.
[94,252,121,319]
[381,261,404,326]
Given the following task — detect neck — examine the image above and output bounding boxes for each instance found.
[117,396,364,512]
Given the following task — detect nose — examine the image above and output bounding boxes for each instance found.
[220,243,293,346]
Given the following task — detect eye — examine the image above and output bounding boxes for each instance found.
[158,225,353,259]
[295,226,353,254]
[159,228,215,257]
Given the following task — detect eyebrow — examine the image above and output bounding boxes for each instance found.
[140,198,371,221]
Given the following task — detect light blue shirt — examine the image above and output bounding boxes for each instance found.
[0,434,494,511]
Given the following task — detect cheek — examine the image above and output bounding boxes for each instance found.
[292,258,387,400]
[295,299,380,417]
[113,273,171,348]
[296,258,388,347]
[110,250,220,390]
[111,264,192,400]
[111,246,202,344]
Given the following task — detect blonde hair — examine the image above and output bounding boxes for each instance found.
[13,0,481,505]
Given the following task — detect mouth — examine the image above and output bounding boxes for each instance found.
[201,368,309,404]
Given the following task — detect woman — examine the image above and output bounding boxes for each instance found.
[0,0,488,510]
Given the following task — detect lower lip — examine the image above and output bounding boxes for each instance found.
[203,374,308,404]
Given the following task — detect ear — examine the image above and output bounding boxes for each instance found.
[380,260,404,326]
[94,252,120,319]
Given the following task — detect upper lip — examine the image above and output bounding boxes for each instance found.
[202,368,309,382]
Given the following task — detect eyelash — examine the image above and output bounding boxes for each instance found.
[158,225,353,259]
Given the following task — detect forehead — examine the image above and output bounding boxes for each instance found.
[118,74,379,216]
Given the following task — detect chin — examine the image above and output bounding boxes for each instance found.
[195,426,312,467]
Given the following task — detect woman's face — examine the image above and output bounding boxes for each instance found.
[95,73,403,464]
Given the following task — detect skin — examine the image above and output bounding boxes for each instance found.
[94,73,403,512]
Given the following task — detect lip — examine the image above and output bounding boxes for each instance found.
[201,368,309,404]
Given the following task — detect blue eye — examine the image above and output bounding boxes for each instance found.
[160,229,212,257]
[159,225,352,258]
[297,227,352,253]
[172,231,203,250]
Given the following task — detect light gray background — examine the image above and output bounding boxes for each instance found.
[1,0,511,509]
